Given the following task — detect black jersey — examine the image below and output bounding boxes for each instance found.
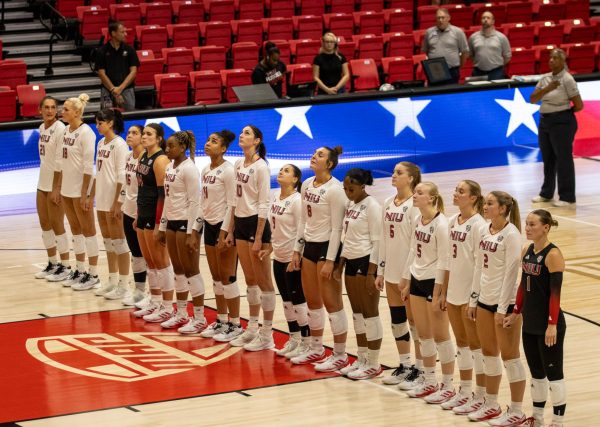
[520,243,566,335]
[136,149,165,214]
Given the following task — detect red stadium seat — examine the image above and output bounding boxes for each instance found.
[533,21,565,46]
[231,19,264,45]
[358,0,384,12]
[290,39,320,64]
[263,40,291,64]
[329,0,354,14]
[293,15,323,40]
[446,4,474,28]
[323,13,354,39]
[353,34,383,65]
[337,39,356,60]
[297,0,325,16]
[167,23,199,49]
[56,0,83,18]
[502,1,532,24]
[155,73,189,107]
[563,43,596,74]
[0,87,17,122]
[89,0,111,8]
[502,23,535,48]
[387,0,413,9]
[172,1,205,24]
[137,49,155,60]
[140,2,172,26]
[560,19,595,44]
[286,63,315,97]
[205,0,235,22]
[17,84,46,118]
[413,28,427,53]
[135,56,164,86]
[110,4,141,30]
[199,21,232,48]
[231,42,259,69]
[413,53,427,81]
[383,32,414,58]
[353,11,385,36]
[473,4,507,27]
[565,0,590,20]
[505,47,536,76]
[135,25,168,55]
[189,70,222,104]
[76,6,109,42]
[263,17,294,41]
[384,8,413,34]
[0,60,27,89]
[266,0,295,18]
[536,2,566,23]
[192,45,227,71]
[220,69,253,102]
[162,47,194,74]
[417,5,437,29]
[349,58,379,92]
[532,43,558,73]
[236,0,265,20]
[381,56,413,83]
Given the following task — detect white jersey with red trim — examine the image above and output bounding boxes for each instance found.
[341,195,382,262]
[37,120,66,192]
[447,213,487,306]
[57,123,96,198]
[118,152,140,218]
[160,158,200,234]
[269,190,301,263]
[233,158,270,219]
[201,160,234,227]
[95,136,129,211]
[378,195,420,282]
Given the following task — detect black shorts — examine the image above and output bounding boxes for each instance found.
[167,220,188,233]
[233,215,271,243]
[345,254,370,277]
[477,301,515,314]
[204,221,223,247]
[137,216,155,230]
[410,276,435,302]
[302,241,341,264]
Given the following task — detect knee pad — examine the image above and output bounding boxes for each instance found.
[293,303,309,326]
[148,269,160,291]
[504,358,527,383]
[531,377,549,404]
[308,307,326,331]
[457,346,474,371]
[391,322,410,341]
[549,379,566,407]
[159,267,174,292]
[473,348,485,375]
[260,291,276,311]
[131,256,147,274]
[365,316,383,341]
[188,274,205,297]
[352,313,366,335]
[409,323,420,342]
[85,236,99,258]
[389,305,407,323]
[42,230,56,249]
[437,340,455,365]
[484,355,503,377]
[328,309,347,336]
[246,285,261,305]
[103,238,113,253]
[223,281,240,299]
[283,301,296,322]
[73,234,85,255]
[112,238,129,255]
[213,280,224,296]
[56,233,69,254]
[174,274,189,293]
[420,338,436,358]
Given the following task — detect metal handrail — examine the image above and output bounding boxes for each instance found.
[1,0,5,32]
[39,1,69,75]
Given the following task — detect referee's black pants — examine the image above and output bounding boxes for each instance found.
[538,109,578,203]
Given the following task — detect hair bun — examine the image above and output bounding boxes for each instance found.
[78,93,90,105]
[333,145,343,155]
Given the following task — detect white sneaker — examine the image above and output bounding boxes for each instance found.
[213,323,244,342]
[134,294,152,309]
[104,285,127,300]
[132,301,158,318]
[229,329,257,347]
[72,273,100,291]
[143,305,173,323]
[35,262,58,279]
[122,289,146,306]
[285,340,310,359]
[466,403,502,422]
[62,269,81,287]
[314,353,349,372]
[200,320,228,338]
[244,332,275,351]
[406,381,439,398]
[398,366,424,390]
[441,390,471,410]
[160,312,189,329]
[276,336,301,357]
[487,407,526,426]
[178,318,207,334]
[531,195,551,203]
[347,364,383,380]
[46,265,71,282]
[453,395,485,415]
[382,363,411,385]
[290,348,326,365]
[94,282,116,296]
[552,200,575,208]
[424,383,456,404]
[339,358,364,376]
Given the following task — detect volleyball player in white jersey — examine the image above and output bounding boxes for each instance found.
[91,109,131,299]
[194,130,242,342]
[439,180,487,411]
[375,161,423,388]
[132,124,175,322]
[116,125,148,306]
[223,125,275,351]
[54,94,100,290]
[400,182,454,400]
[290,146,349,372]
[334,168,383,380]
[467,191,526,425]
[35,96,70,281]
[270,164,310,357]
[157,131,206,333]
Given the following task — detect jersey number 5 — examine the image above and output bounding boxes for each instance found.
[416,243,422,258]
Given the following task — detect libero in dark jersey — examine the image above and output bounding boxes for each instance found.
[504,209,566,427]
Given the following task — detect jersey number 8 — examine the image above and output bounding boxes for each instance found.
[307,205,312,217]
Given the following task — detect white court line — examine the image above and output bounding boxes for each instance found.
[553,215,600,229]
[360,376,408,397]
[6,265,22,269]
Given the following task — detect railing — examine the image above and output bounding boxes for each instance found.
[38,1,69,76]
[0,0,6,32]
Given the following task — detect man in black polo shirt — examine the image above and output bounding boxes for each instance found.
[95,21,139,111]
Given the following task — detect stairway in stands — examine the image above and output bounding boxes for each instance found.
[1,0,101,113]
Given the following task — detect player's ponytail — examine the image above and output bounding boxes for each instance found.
[247,125,266,160]
[532,209,558,230]
[492,191,521,232]
[463,179,484,215]
[399,161,421,191]
[325,145,343,171]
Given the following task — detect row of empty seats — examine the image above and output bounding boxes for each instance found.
[0,84,47,122]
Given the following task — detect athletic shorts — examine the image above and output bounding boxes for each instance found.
[345,254,370,277]
[137,216,155,230]
[477,301,515,314]
[410,276,435,302]
[204,221,223,247]
[167,220,188,233]
[234,215,271,243]
[302,241,341,264]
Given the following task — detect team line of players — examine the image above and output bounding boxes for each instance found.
[34,95,566,427]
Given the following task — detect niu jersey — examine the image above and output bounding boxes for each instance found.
[136,149,165,212]
[200,161,234,226]
[470,222,521,314]
[37,120,66,192]
[518,243,566,334]
[233,158,270,218]
[95,136,129,212]
[159,158,200,234]
[58,123,96,198]
[447,213,487,306]
[378,196,419,282]
[269,191,301,263]
[403,213,450,284]
[341,196,382,262]
[118,152,140,219]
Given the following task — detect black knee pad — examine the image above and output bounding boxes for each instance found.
[390,306,407,323]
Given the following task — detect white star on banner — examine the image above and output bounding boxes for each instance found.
[22,129,37,146]
[274,106,313,140]
[378,98,431,138]
[145,117,181,132]
[495,89,540,137]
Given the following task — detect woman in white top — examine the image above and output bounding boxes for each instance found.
[223,125,275,351]
[334,168,383,380]
[157,131,205,334]
[54,94,100,291]
[116,125,148,306]
[270,164,310,358]
[194,130,242,342]
[441,180,488,413]
[400,182,454,401]
[92,109,130,300]
[290,146,349,373]
[467,192,526,426]
[35,96,69,282]
[375,161,423,389]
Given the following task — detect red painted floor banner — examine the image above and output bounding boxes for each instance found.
[0,308,337,423]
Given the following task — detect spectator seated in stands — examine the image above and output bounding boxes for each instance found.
[312,32,350,95]
[251,41,287,98]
